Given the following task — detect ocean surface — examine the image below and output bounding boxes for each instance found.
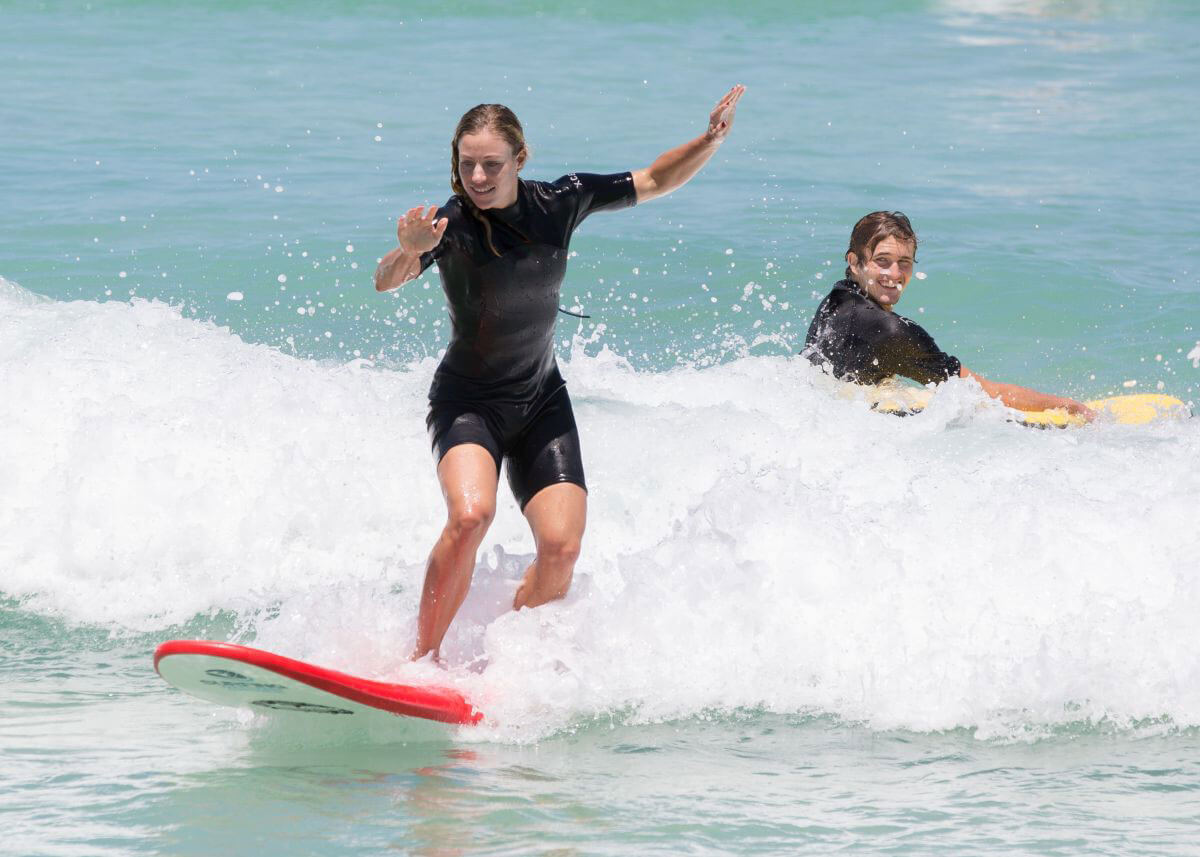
[3,1,1199,854]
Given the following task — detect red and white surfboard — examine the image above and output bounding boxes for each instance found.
[155,640,482,728]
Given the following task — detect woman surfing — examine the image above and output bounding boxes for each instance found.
[376,85,745,660]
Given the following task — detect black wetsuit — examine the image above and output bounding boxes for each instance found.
[418,172,636,508]
[804,279,961,385]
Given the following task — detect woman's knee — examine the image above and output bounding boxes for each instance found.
[537,531,582,567]
[445,501,495,544]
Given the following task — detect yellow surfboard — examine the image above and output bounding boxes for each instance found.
[863,385,1190,427]
[1019,393,1190,428]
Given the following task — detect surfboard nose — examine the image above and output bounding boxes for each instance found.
[154,640,483,727]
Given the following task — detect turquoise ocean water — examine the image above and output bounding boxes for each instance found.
[3,1,1199,854]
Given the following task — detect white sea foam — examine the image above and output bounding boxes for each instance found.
[3,277,1199,740]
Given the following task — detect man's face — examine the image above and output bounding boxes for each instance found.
[848,235,915,310]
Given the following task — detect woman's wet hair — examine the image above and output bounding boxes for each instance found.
[451,104,529,256]
[845,211,917,278]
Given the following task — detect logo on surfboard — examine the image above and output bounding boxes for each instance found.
[251,700,355,715]
[200,668,285,691]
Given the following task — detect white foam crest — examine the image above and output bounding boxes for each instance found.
[462,359,1200,739]
[257,355,1200,740]
[0,278,446,627]
[3,278,1199,737]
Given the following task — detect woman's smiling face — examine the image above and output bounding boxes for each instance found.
[456,128,524,209]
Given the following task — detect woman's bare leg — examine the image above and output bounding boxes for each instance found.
[513,482,587,610]
[413,444,499,660]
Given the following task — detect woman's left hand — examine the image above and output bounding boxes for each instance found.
[632,84,746,203]
[705,84,745,144]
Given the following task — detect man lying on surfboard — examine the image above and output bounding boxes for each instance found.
[804,211,1095,420]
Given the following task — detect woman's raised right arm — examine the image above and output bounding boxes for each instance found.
[375,204,449,292]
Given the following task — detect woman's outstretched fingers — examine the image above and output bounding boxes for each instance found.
[708,84,745,141]
[396,204,447,254]
[397,206,421,239]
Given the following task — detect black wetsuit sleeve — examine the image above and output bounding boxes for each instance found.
[876,318,962,385]
[551,172,637,235]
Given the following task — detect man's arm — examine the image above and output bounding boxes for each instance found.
[959,366,1096,420]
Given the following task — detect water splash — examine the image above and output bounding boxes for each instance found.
[3,280,1198,740]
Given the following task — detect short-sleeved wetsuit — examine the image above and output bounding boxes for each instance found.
[803,279,961,386]
[418,172,637,509]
